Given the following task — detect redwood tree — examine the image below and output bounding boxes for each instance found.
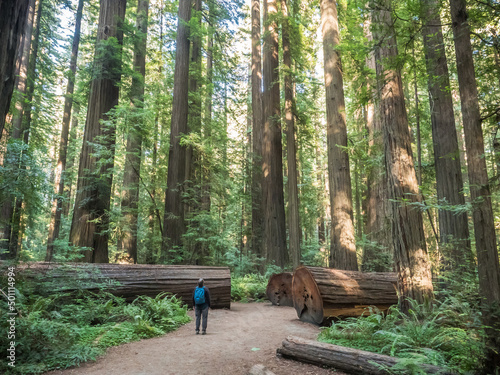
[69,0,127,263]
[321,0,358,271]
[162,0,191,258]
[372,0,433,312]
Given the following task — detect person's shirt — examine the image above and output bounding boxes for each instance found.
[192,286,211,309]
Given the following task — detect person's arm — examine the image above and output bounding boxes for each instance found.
[205,287,211,308]
[192,289,195,310]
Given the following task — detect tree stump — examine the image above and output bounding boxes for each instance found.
[266,272,293,306]
[292,266,397,324]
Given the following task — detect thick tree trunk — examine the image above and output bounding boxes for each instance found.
[372,0,433,313]
[162,0,191,258]
[449,0,500,369]
[292,266,397,324]
[7,262,231,308]
[119,0,149,264]
[277,336,453,374]
[69,0,127,263]
[0,0,29,139]
[266,272,293,306]
[321,0,357,271]
[262,0,287,267]
[282,0,300,268]
[421,0,472,273]
[362,16,392,272]
[46,0,85,262]
[251,0,264,259]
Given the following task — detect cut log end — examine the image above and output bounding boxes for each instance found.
[291,267,324,324]
[266,272,293,306]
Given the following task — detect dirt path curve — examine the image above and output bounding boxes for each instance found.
[46,302,343,375]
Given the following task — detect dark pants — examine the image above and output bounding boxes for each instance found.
[195,305,208,332]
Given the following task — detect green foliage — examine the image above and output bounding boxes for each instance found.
[0,284,190,374]
[318,299,486,374]
[231,274,268,302]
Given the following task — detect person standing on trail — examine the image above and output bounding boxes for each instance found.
[193,278,211,335]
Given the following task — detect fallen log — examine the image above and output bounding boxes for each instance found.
[3,262,231,309]
[277,336,454,375]
[266,272,293,306]
[292,266,397,324]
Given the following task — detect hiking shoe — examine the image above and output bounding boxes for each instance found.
[202,331,206,335]
[196,330,200,335]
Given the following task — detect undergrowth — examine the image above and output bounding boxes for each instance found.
[0,289,190,374]
[318,298,486,374]
[231,274,268,302]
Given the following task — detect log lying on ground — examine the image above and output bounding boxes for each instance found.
[266,272,293,306]
[277,336,454,375]
[292,266,397,324]
[4,262,231,309]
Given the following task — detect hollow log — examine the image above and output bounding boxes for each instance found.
[3,262,231,309]
[266,272,293,306]
[292,266,397,324]
[277,336,454,375]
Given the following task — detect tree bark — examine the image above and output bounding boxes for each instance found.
[321,0,358,271]
[277,336,454,374]
[8,262,231,308]
[0,0,29,140]
[421,0,472,273]
[449,0,500,369]
[62,101,80,217]
[372,0,433,313]
[46,0,85,262]
[162,0,191,258]
[69,0,127,263]
[292,266,397,324]
[282,0,300,268]
[266,272,293,306]
[362,15,392,272]
[262,0,287,267]
[251,0,264,259]
[119,0,149,264]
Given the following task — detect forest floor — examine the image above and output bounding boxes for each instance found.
[45,302,345,375]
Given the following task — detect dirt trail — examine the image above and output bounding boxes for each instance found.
[46,302,342,375]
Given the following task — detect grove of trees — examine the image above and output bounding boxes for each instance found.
[0,0,499,370]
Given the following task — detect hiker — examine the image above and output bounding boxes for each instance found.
[193,278,211,335]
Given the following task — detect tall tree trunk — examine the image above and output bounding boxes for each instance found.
[62,101,80,217]
[251,0,264,259]
[0,0,29,140]
[372,0,433,312]
[282,0,300,268]
[69,0,127,263]
[46,0,85,262]
[262,0,287,267]
[321,0,358,271]
[421,0,472,273]
[119,0,149,264]
[449,0,500,369]
[162,0,191,259]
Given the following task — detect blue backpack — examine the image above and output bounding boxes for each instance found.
[194,286,205,305]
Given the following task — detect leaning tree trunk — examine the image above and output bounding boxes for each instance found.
[119,0,149,264]
[277,336,454,374]
[321,0,358,271]
[262,0,287,267]
[69,0,127,263]
[292,266,397,324]
[266,272,293,306]
[251,0,264,260]
[421,0,472,273]
[282,0,300,269]
[449,0,500,370]
[372,0,433,313]
[5,262,231,308]
[0,0,29,140]
[162,0,191,259]
[46,0,85,262]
